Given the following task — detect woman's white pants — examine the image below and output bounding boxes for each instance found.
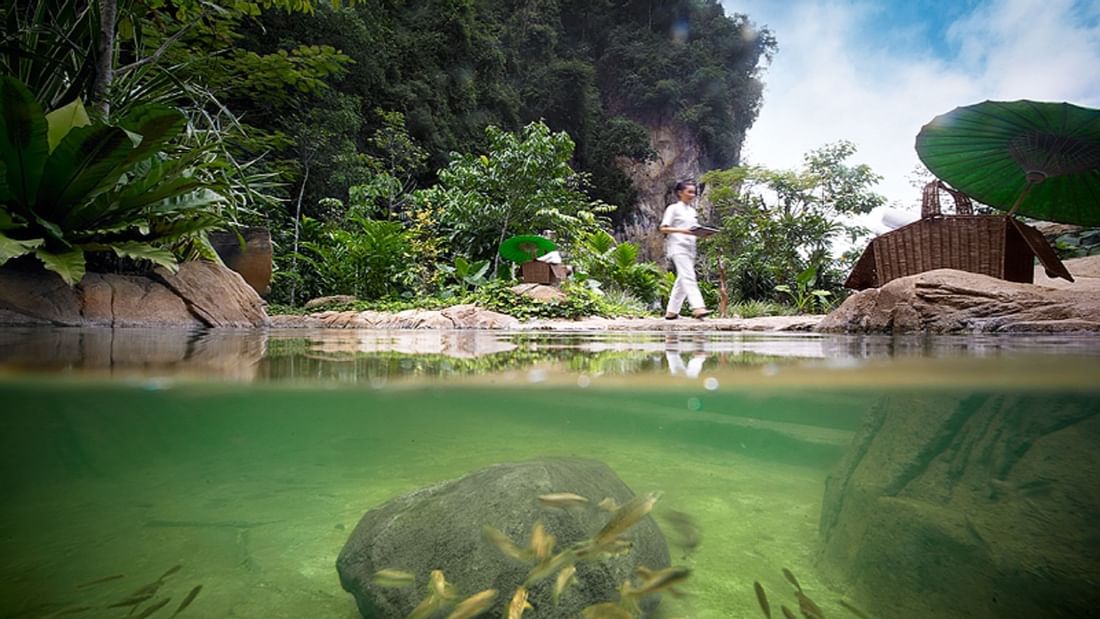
[666,253,704,314]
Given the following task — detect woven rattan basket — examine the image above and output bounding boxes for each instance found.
[845,181,1072,289]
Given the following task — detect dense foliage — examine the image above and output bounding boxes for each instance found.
[8,0,879,322]
[702,141,885,307]
[232,0,775,215]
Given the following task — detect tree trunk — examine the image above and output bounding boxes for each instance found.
[717,255,729,317]
[492,213,511,277]
[289,164,310,306]
[91,0,117,117]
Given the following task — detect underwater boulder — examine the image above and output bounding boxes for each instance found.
[818,392,1100,618]
[336,456,671,618]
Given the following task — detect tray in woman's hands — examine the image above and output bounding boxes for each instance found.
[690,225,720,237]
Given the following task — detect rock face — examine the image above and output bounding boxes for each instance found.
[0,261,269,328]
[818,392,1100,618]
[336,457,670,619]
[271,304,520,330]
[617,121,708,261]
[816,266,1100,334]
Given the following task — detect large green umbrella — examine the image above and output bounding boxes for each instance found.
[498,234,555,264]
[915,100,1100,226]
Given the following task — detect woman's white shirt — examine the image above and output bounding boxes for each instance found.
[660,201,698,257]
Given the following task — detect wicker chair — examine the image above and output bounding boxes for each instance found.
[845,181,1072,289]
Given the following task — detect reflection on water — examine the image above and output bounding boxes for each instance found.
[2,327,1100,386]
[1,328,1099,618]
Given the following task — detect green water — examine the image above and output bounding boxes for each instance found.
[1,328,1099,618]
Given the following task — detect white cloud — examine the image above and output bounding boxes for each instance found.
[725,0,1100,229]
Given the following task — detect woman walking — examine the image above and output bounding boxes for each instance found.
[659,180,710,319]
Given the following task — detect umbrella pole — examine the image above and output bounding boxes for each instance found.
[1006,181,1037,217]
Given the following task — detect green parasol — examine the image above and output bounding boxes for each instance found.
[498,234,556,264]
[915,100,1100,226]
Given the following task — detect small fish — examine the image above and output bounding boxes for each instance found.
[572,536,632,561]
[134,596,172,619]
[782,567,802,592]
[429,569,459,601]
[372,569,416,588]
[552,565,577,606]
[597,497,620,512]
[170,585,202,617]
[107,592,154,608]
[506,586,533,619]
[524,549,576,586]
[445,589,497,619]
[56,606,95,615]
[753,580,771,618]
[528,521,555,561]
[796,590,825,619]
[625,566,691,597]
[484,525,529,562]
[661,510,702,557]
[780,605,798,619]
[406,593,442,619]
[76,574,125,589]
[839,598,873,619]
[580,602,634,619]
[594,492,660,546]
[157,565,183,582]
[537,493,589,509]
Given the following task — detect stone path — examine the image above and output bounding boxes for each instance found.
[269,306,822,332]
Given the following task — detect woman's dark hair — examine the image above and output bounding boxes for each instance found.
[673,179,697,193]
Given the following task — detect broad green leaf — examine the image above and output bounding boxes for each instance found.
[35,246,85,285]
[796,266,817,286]
[116,105,187,165]
[121,128,144,147]
[32,213,66,242]
[142,188,225,217]
[114,176,206,216]
[37,124,135,222]
[0,232,42,265]
[469,259,490,279]
[108,241,179,271]
[0,208,18,230]
[148,212,226,243]
[0,77,49,207]
[45,97,90,153]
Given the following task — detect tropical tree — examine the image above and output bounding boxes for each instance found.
[702,141,885,301]
[422,121,613,273]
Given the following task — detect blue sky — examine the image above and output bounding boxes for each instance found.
[721,0,1100,230]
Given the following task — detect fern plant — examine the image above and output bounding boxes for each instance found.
[0,76,227,283]
[572,230,662,303]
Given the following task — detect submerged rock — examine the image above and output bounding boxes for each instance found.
[819,392,1100,618]
[336,457,670,618]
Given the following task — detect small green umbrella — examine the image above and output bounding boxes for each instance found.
[499,235,556,264]
[915,100,1100,226]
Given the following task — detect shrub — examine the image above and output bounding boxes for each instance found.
[0,77,227,283]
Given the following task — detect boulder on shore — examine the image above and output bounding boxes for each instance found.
[336,457,670,618]
[816,259,1100,334]
[0,261,268,328]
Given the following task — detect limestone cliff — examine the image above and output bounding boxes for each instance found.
[616,120,731,261]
